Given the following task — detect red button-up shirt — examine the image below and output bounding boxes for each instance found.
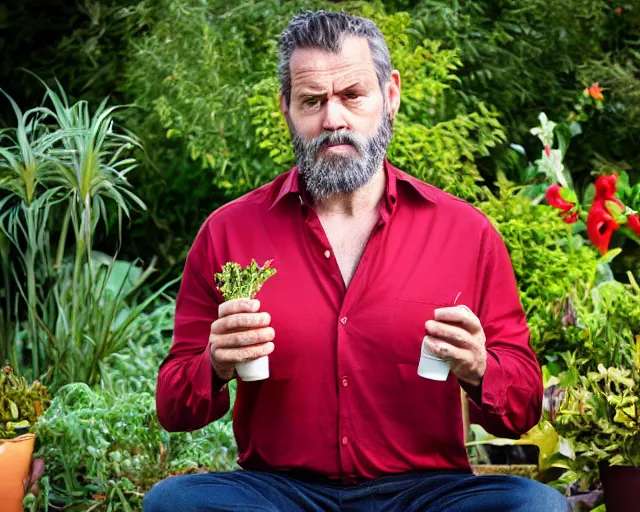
[156,159,542,482]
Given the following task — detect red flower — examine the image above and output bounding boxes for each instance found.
[546,184,578,224]
[546,184,572,210]
[594,174,619,199]
[626,213,640,237]
[587,174,625,253]
[616,7,623,15]
[587,83,604,101]
[587,202,619,254]
[563,210,579,224]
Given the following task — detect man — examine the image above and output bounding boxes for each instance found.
[144,10,567,512]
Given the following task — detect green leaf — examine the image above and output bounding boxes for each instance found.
[214,259,277,300]
[509,143,526,156]
[9,400,19,420]
[618,171,631,198]
[7,420,29,430]
[583,183,595,210]
[559,187,577,204]
[568,121,582,137]
[619,226,640,246]
[605,200,627,224]
[597,248,622,267]
[555,123,572,157]
[560,367,580,387]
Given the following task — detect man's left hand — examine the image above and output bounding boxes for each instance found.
[424,305,487,387]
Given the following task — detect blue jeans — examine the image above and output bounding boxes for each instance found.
[143,470,568,511]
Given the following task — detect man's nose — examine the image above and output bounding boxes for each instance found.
[321,98,348,132]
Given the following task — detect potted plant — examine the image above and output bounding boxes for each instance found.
[0,366,50,512]
[550,275,640,512]
[215,259,276,381]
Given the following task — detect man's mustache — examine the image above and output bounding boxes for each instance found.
[306,130,366,154]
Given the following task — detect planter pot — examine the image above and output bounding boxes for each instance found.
[601,465,640,512]
[0,433,36,512]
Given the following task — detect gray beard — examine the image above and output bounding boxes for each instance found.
[290,105,394,202]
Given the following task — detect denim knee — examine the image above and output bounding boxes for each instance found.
[143,476,186,512]
[511,477,568,512]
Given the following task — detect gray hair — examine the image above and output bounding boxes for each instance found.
[278,10,392,106]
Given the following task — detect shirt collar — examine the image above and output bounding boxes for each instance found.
[268,157,437,211]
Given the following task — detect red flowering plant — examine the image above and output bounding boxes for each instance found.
[544,172,640,254]
[518,84,640,254]
[544,172,640,255]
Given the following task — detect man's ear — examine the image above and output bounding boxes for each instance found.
[279,93,289,116]
[387,70,401,119]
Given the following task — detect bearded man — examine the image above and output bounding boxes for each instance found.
[144,10,567,512]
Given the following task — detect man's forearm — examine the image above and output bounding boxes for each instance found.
[156,348,231,432]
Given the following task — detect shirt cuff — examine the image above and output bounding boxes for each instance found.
[476,351,508,415]
[195,343,230,397]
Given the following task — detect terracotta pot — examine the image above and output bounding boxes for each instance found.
[0,433,35,512]
[600,465,640,512]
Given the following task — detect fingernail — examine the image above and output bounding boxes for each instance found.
[252,299,260,311]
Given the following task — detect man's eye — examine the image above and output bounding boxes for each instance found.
[345,93,359,100]
[304,98,319,107]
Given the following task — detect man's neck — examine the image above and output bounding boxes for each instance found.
[312,164,386,218]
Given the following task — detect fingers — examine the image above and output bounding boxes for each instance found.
[423,335,468,362]
[212,312,271,334]
[212,326,275,348]
[423,334,487,387]
[433,305,481,333]
[210,300,274,379]
[214,341,275,364]
[218,298,260,318]
[425,319,475,349]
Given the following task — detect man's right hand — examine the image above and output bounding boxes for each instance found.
[209,298,275,381]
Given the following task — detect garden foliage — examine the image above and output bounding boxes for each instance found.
[0,0,639,510]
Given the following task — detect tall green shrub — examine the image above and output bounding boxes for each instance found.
[0,84,175,386]
[478,174,601,359]
[404,0,640,188]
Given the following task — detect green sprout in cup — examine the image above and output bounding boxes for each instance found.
[214,259,277,301]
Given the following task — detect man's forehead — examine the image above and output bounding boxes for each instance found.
[290,36,377,90]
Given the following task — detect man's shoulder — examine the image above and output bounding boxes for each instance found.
[202,170,293,228]
[395,168,493,231]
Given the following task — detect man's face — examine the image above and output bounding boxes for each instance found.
[281,36,400,201]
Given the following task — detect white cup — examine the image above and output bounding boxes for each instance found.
[235,355,270,381]
[417,342,450,381]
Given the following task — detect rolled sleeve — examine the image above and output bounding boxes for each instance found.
[156,217,231,432]
[468,222,543,438]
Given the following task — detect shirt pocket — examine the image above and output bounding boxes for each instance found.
[391,288,463,363]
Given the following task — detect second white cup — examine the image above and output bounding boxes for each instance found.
[417,342,450,381]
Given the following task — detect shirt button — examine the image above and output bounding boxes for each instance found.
[342,436,349,446]
[342,377,348,387]
[324,250,331,259]
[340,317,347,325]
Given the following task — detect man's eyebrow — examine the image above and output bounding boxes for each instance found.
[295,89,326,97]
[294,81,368,97]
[293,86,327,97]
[336,81,366,93]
